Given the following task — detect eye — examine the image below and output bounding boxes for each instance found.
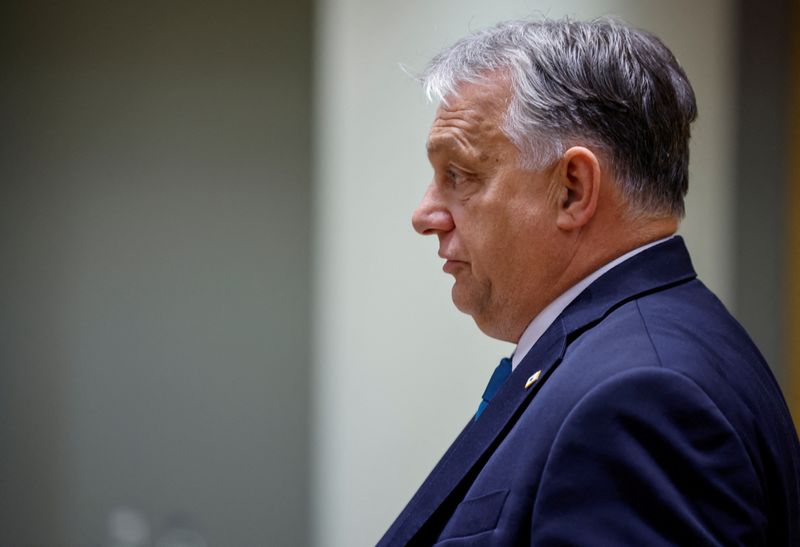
[446,168,465,186]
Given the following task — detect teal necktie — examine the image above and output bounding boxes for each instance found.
[475,357,512,420]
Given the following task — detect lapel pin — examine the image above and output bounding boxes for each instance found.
[525,370,541,389]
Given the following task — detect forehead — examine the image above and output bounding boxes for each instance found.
[426,79,513,158]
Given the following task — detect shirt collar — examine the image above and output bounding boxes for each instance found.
[511,236,674,369]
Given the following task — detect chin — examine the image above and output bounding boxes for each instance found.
[452,286,514,342]
[450,284,477,315]
[472,314,514,342]
[451,286,493,329]
[451,276,495,314]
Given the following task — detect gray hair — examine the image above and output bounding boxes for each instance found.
[422,18,697,217]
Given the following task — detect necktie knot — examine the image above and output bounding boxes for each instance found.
[475,356,512,419]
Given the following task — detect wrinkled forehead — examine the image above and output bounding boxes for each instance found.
[425,77,514,157]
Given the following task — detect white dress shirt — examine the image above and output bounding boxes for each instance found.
[511,236,674,369]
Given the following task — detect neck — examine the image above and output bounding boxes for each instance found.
[502,216,678,343]
[576,216,678,281]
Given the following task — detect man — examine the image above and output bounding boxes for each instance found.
[378,18,800,546]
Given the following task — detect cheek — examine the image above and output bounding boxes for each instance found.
[481,205,554,276]
[460,206,517,269]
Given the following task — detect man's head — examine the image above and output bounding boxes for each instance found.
[421,18,697,217]
[412,18,696,341]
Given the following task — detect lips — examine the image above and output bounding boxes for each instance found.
[438,247,468,274]
[442,259,468,274]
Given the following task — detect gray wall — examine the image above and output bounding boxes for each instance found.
[0,2,311,545]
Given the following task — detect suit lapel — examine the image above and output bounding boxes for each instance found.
[378,237,698,546]
[378,323,568,546]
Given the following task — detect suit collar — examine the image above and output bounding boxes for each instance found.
[378,237,696,546]
[557,235,696,337]
[512,235,675,369]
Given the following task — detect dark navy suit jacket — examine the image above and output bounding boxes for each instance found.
[378,237,800,546]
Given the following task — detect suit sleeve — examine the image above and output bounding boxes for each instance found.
[529,367,767,546]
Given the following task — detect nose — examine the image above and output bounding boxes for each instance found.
[412,183,455,235]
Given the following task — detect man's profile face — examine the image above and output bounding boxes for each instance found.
[412,77,564,342]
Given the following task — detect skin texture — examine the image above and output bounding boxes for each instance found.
[412,75,679,342]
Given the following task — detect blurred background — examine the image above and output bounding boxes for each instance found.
[0,0,796,545]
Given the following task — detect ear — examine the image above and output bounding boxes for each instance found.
[555,146,601,231]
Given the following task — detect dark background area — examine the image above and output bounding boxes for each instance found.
[0,2,312,545]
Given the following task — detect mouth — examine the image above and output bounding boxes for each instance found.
[442,259,468,274]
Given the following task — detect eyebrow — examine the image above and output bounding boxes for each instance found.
[426,131,467,155]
